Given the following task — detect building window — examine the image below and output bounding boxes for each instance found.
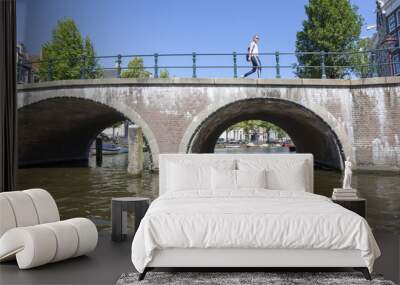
[398,30,400,46]
[392,54,400,75]
[388,14,397,32]
[397,10,400,26]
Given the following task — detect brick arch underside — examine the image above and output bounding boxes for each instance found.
[188,98,345,170]
[18,97,126,167]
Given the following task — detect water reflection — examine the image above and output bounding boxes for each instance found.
[17,154,158,230]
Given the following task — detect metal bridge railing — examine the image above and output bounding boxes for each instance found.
[16,48,400,83]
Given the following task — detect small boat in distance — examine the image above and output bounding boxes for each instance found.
[91,143,128,155]
[281,141,296,152]
[224,139,242,148]
[225,144,241,148]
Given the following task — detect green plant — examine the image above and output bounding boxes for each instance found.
[121,57,151,78]
[159,69,169,78]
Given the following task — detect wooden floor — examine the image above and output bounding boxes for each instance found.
[0,231,398,285]
[0,232,134,285]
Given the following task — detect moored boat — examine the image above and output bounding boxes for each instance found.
[91,143,128,155]
[225,144,241,148]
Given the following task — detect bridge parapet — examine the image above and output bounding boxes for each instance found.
[17,76,400,91]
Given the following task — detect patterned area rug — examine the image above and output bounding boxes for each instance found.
[116,272,396,285]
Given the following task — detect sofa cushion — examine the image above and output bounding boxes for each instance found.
[0,192,39,227]
[0,196,17,237]
[23,189,60,224]
[42,221,79,262]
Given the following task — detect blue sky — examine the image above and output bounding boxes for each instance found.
[17,0,377,78]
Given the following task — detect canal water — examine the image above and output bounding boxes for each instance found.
[17,148,400,233]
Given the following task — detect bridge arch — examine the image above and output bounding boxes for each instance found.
[18,95,160,167]
[180,97,352,170]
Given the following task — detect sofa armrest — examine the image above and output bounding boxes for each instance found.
[0,218,98,269]
[0,225,57,268]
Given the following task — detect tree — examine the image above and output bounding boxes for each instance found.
[351,37,375,78]
[295,0,363,78]
[275,127,288,142]
[121,57,151,78]
[231,121,255,142]
[228,120,285,143]
[229,120,289,143]
[159,69,169,78]
[83,37,102,79]
[39,18,102,81]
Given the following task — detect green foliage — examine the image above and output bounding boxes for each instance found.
[295,0,363,78]
[231,121,254,141]
[230,120,289,142]
[121,57,151,78]
[39,18,102,81]
[159,69,170,78]
[350,37,374,78]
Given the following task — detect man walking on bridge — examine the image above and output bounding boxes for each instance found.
[243,35,262,78]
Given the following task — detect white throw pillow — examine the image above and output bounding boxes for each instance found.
[266,161,307,191]
[167,162,211,191]
[211,168,237,191]
[237,159,308,191]
[236,169,267,189]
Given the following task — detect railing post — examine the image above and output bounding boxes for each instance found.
[28,68,32,83]
[80,55,86,79]
[116,54,122,78]
[368,51,373,77]
[233,52,237,78]
[370,51,378,77]
[154,53,159,78]
[320,51,327,79]
[275,51,281,79]
[192,52,197,78]
[48,59,53,81]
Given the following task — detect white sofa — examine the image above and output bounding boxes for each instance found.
[0,188,98,269]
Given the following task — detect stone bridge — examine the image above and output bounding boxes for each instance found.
[17,77,400,171]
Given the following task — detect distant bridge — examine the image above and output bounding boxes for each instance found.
[17,77,400,171]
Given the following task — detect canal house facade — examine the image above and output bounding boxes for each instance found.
[375,0,400,75]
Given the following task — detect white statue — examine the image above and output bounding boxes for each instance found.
[342,157,352,189]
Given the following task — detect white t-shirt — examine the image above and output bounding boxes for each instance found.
[249,41,259,56]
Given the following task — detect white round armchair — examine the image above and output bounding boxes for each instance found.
[0,189,98,269]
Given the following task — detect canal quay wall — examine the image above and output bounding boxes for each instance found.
[17,77,400,171]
